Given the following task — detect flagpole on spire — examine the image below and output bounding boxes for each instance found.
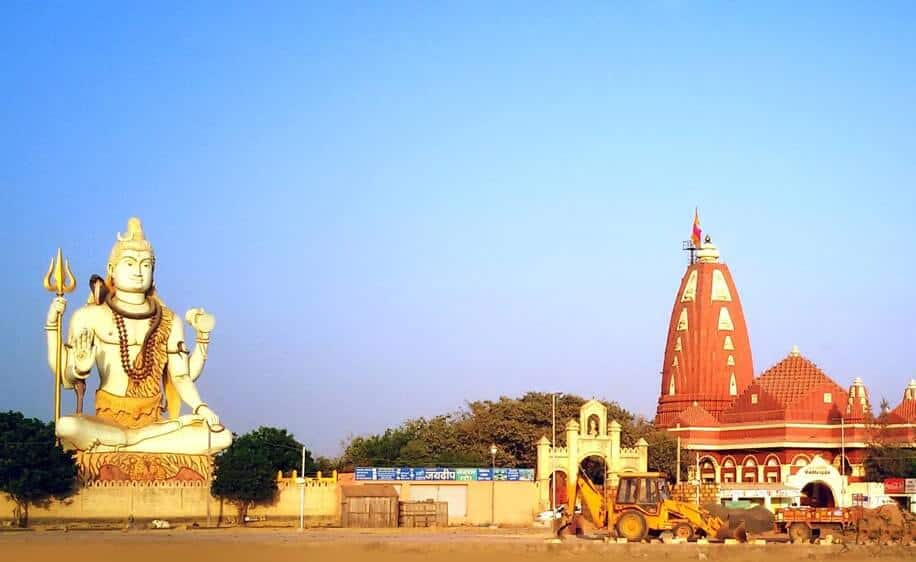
[683,208,702,266]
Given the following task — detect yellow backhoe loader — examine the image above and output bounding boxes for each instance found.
[559,470,745,542]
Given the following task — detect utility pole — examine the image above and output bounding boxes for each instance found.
[206,429,212,527]
[676,433,681,485]
[489,444,498,528]
[552,393,557,511]
[299,445,306,532]
[841,417,846,507]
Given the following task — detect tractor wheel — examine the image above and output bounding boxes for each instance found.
[616,511,648,542]
[789,523,812,543]
[672,523,694,541]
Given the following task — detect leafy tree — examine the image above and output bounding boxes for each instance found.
[340,392,656,471]
[314,456,340,474]
[211,427,314,524]
[343,426,416,468]
[643,429,689,482]
[247,426,314,474]
[0,411,78,527]
[397,439,432,466]
[864,398,916,480]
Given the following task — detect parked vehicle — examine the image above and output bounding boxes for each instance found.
[562,470,743,542]
[775,506,856,542]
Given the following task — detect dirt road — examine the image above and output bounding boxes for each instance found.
[1,527,913,562]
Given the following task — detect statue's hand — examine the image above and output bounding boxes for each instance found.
[46,296,67,326]
[70,328,95,377]
[195,405,220,428]
[185,308,216,336]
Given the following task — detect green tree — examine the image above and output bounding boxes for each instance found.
[0,411,78,527]
[314,456,340,474]
[339,392,650,470]
[342,426,416,468]
[864,398,916,480]
[247,426,314,474]
[642,430,689,482]
[211,427,314,524]
[397,439,432,466]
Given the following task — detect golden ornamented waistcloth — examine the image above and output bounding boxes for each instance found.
[95,389,161,429]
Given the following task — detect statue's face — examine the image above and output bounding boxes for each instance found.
[110,249,154,293]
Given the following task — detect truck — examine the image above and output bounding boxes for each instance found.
[775,506,857,542]
[562,470,740,542]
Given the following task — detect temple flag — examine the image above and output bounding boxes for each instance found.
[691,208,702,248]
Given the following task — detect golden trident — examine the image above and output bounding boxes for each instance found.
[43,248,76,425]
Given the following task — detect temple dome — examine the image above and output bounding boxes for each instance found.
[845,377,871,421]
[655,236,754,427]
[890,380,916,423]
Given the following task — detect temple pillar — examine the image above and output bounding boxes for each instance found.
[536,436,551,510]
[636,438,648,473]
[607,420,621,485]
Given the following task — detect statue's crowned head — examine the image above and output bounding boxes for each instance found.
[107,217,156,295]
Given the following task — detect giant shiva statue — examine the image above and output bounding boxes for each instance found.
[44,218,230,480]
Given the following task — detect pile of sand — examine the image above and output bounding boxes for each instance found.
[703,504,774,534]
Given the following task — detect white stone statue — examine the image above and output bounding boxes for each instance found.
[45,218,231,455]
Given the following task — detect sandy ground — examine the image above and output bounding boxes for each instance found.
[2,527,915,562]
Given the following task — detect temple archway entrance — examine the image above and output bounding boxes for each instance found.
[548,471,568,508]
[578,455,608,525]
[580,455,607,486]
[787,455,845,507]
[801,481,835,508]
[535,400,649,512]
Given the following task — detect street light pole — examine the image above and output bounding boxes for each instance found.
[490,444,498,528]
[841,417,846,507]
[298,445,306,532]
[552,393,556,511]
[206,428,212,528]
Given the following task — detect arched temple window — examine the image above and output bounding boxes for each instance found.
[699,458,717,484]
[792,455,810,467]
[742,456,758,482]
[721,457,737,483]
[764,456,781,483]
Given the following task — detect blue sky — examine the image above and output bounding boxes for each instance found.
[2,2,915,456]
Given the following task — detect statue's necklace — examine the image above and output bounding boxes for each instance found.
[107,295,162,381]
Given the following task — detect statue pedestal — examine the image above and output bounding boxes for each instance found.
[76,451,213,483]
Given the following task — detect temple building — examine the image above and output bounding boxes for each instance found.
[655,235,916,510]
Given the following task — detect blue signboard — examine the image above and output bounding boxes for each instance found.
[425,468,456,480]
[355,467,375,481]
[354,466,533,481]
[376,468,398,480]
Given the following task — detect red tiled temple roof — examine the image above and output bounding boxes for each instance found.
[719,348,849,424]
[675,403,719,427]
[754,352,845,408]
[891,381,916,423]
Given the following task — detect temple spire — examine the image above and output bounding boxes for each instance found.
[655,232,754,428]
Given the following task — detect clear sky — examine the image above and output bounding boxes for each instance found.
[2,2,915,456]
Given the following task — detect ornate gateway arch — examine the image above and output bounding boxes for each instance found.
[536,400,648,510]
